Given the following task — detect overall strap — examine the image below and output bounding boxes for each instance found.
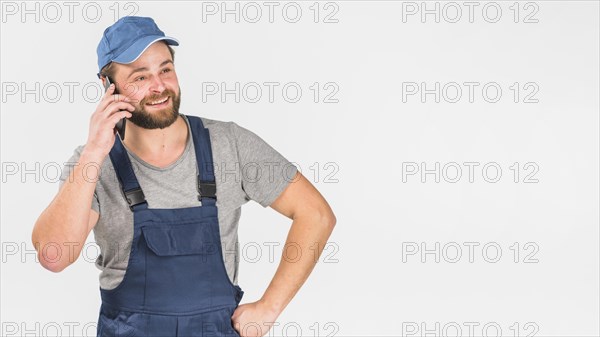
[186,115,217,206]
[108,136,148,211]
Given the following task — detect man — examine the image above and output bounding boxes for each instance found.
[31,16,336,337]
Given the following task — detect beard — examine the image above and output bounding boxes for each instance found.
[128,88,182,129]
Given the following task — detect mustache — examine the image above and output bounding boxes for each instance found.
[141,90,177,104]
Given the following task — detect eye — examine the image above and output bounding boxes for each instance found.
[135,76,146,81]
[162,68,171,73]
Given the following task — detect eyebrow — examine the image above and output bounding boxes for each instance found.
[127,60,173,79]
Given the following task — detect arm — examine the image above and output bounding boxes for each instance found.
[31,149,103,272]
[232,171,337,336]
[31,83,134,272]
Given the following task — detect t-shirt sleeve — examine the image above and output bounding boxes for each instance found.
[230,122,298,208]
[58,145,101,214]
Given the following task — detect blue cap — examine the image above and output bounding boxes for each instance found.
[96,16,179,78]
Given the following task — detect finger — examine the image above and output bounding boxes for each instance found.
[98,85,124,112]
[101,83,116,99]
[109,100,135,111]
[105,83,115,93]
[110,110,133,125]
[105,102,136,115]
[105,93,132,107]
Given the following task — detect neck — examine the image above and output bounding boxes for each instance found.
[123,114,188,160]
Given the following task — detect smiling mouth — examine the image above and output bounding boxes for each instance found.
[146,96,170,107]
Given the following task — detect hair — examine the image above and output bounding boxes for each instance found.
[100,41,175,80]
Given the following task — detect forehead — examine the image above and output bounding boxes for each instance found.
[114,42,172,77]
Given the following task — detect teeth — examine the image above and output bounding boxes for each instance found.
[149,97,168,105]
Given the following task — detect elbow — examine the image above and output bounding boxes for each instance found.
[312,199,336,229]
[32,224,70,274]
[325,210,336,228]
[319,208,337,229]
[40,259,68,273]
[37,247,70,273]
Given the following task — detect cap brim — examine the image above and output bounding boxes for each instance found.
[112,35,179,64]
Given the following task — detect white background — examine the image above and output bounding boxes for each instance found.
[1,1,599,336]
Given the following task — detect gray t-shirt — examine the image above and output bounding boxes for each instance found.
[58,114,297,290]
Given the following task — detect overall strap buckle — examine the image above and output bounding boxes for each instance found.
[197,179,217,200]
[124,187,146,211]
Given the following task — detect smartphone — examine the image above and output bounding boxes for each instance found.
[104,76,126,140]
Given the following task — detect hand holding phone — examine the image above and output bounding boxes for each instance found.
[104,77,126,140]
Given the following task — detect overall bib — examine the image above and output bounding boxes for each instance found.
[97,115,244,337]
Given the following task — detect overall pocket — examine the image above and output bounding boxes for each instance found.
[142,222,217,256]
[140,222,222,312]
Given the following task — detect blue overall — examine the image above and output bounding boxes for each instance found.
[97,115,244,337]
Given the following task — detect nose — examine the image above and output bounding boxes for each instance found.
[149,75,166,94]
